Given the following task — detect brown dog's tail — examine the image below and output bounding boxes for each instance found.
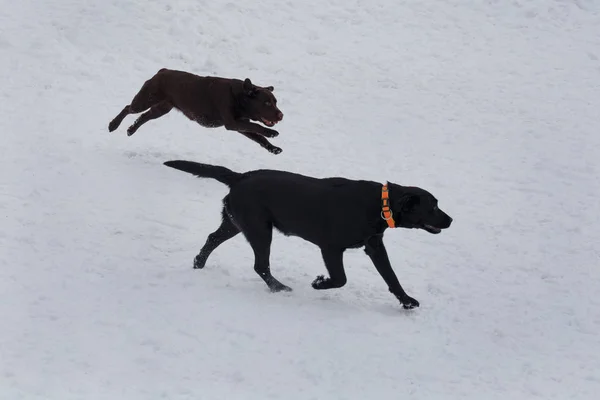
[164,160,242,187]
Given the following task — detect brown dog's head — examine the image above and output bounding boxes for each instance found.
[240,78,284,127]
[389,184,453,234]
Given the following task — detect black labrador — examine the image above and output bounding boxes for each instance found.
[108,69,285,154]
[164,160,453,309]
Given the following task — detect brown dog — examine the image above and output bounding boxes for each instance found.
[108,69,285,154]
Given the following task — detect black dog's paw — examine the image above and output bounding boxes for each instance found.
[401,296,420,310]
[311,275,327,289]
[312,275,346,290]
[268,146,283,155]
[270,282,293,292]
[193,255,206,269]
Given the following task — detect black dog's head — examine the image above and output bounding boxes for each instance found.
[240,78,284,127]
[389,184,453,234]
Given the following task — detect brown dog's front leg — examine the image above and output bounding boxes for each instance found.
[225,120,279,138]
[238,132,282,154]
[364,235,420,309]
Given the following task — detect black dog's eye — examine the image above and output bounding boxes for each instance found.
[265,101,272,106]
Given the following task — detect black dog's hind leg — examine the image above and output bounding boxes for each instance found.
[312,248,347,290]
[194,210,240,269]
[127,100,173,136]
[241,221,291,292]
[238,131,282,155]
[364,235,420,309]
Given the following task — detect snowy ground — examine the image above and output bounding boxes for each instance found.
[1,0,600,398]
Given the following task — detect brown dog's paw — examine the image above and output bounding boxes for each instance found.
[268,146,283,155]
[108,120,119,132]
[263,129,279,138]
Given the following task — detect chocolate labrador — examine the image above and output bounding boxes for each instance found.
[109,69,285,154]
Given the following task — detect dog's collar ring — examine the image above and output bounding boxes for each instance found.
[381,210,393,221]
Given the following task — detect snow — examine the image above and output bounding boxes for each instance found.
[1,0,600,398]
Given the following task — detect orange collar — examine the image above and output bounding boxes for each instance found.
[381,184,395,228]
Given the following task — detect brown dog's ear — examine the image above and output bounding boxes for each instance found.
[243,78,256,96]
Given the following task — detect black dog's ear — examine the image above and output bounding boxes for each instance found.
[243,78,256,96]
[399,194,420,211]
[265,86,274,92]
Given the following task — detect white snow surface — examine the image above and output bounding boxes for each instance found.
[2,0,600,398]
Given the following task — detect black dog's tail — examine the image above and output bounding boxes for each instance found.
[164,160,242,186]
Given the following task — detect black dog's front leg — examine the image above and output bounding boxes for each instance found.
[238,131,282,154]
[312,248,347,290]
[224,119,279,138]
[364,235,420,309]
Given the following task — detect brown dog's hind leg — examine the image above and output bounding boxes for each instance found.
[108,78,165,132]
[108,105,132,132]
[126,100,173,136]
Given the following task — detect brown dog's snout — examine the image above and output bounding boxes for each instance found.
[277,111,284,121]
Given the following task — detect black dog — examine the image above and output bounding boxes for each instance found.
[164,160,453,309]
[109,69,285,154]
